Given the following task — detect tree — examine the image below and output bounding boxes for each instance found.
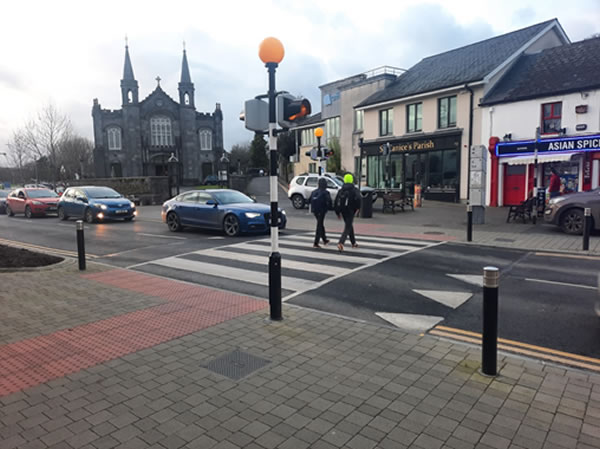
[6,130,30,184]
[57,135,93,180]
[326,137,342,174]
[230,143,251,173]
[249,133,268,169]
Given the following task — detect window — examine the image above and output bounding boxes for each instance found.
[354,110,364,132]
[379,108,393,136]
[325,117,340,142]
[196,192,212,204]
[179,192,198,203]
[301,129,317,147]
[150,116,173,146]
[438,96,457,129]
[542,102,562,134]
[199,129,212,150]
[406,103,423,133]
[308,163,317,174]
[306,177,318,187]
[107,127,121,150]
[295,176,306,185]
[325,179,338,189]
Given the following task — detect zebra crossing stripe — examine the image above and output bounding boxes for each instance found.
[234,242,381,264]
[285,234,427,252]
[249,238,397,257]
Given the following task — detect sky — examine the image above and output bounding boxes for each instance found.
[0,0,599,161]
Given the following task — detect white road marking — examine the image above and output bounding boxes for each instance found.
[447,274,483,287]
[138,233,187,240]
[375,312,444,333]
[266,238,397,256]
[285,234,428,251]
[525,278,597,290]
[413,290,472,309]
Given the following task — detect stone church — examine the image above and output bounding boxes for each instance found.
[92,45,223,184]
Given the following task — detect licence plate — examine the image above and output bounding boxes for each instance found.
[115,209,127,214]
[47,207,56,211]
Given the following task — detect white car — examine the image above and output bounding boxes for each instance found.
[288,174,342,209]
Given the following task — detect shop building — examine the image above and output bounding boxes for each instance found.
[481,37,600,206]
[356,19,568,202]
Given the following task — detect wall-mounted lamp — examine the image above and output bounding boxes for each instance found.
[559,128,567,136]
[502,133,512,141]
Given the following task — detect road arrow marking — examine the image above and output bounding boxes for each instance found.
[413,290,472,309]
[447,274,482,287]
[375,312,443,333]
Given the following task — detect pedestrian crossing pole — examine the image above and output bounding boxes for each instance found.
[260,38,284,321]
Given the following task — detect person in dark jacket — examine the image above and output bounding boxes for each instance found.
[309,177,332,248]
[548,167,561,199]
[334,173,361,252]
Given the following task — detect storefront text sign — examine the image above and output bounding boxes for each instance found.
[385,140,435,153]
[496,134,600,156]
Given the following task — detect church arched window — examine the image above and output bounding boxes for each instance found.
[199,129,212,150]
[184,93,190,105]
[150,116,173,146]
[107,127,122,150]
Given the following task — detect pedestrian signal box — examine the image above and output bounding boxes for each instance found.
[277,94,311,128]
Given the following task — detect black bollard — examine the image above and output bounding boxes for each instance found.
[467,204,473,242]
[583,208,591,251]
[482,266,499,376]
[76,220,86,271]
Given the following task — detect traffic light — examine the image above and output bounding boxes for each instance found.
[241,98,269,133]
[277,94,311,128]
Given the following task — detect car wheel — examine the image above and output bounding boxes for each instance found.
[24,206,33,219]
[6,205,14,216]
[84,208,95,224]
[166,212,182,232]
[58,206,68,221]
[291,194,305,209]
[223,214,241,237]
[560,208,584,235]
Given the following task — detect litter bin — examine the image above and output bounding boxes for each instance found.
[360,189,373,218]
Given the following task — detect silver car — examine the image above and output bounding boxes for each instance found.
[288,174,342,209]
[544,188,600,235]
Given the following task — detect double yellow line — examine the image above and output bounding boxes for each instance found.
[0,238,99,259]
[430,325,600,373]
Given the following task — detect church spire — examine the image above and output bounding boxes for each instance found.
[178,46,195,108]
[123,44,135,80]
[120,41,139,106]
[180,48,192,84]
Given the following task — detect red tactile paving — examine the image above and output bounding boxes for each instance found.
[0,269,267,397]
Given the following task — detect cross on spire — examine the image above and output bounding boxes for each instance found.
[155,76,161,86]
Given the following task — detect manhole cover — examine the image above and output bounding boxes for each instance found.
[423,231,445,235]
[494,238,516,242]
[205,349,270,380]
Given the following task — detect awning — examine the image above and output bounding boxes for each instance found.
[501,153,575,166]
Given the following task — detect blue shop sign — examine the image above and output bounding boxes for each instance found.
[496,134,600,157]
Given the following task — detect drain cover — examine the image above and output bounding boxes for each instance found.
[205,350,270,380]
[494,238,515,242]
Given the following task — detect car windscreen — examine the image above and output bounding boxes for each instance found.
[212,191,253,205]
[85,187,122,199]
[27,189,58,198]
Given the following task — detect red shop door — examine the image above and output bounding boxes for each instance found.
[504,165,526,206]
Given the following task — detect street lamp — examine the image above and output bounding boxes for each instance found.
[167,153,179,197]
[314,127,324,175]
[259,36,284,321]
[220,153,230,188]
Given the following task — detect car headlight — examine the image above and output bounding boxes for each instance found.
[281,210,286,215]
[31,201,43,205]
[245,212,262,219]
[92,203,108,210]
[129,201,135,208]
[549,197,566,205]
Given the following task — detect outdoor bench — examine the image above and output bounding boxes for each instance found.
[506,197,534,223]
[382,192,414,214]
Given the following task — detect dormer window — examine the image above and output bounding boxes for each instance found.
[150,116,173,146]
[107,127,122,150]
[199,129,212,150]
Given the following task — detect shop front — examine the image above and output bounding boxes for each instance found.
[361,131,461,202]
[494,134,600,206]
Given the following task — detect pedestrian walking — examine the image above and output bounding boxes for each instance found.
[549,167,561,199]
[309,177,332,248]
[334,173,361,252]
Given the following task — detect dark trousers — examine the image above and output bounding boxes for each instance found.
[314,212,327,245]
[549,191,560,198]
[339,211,356,245]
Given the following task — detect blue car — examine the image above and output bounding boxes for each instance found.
[58,186,137,223]
[161,189,286,236]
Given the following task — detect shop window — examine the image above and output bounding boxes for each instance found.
[367,155,383,188]
[542,102,562,134]
[428,150,443,188]
[438,96,457,129]
[442,150,457,189]
[379,109,393,136]
[406,103,422,133]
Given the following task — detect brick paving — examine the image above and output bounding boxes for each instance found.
[0,262,599,448]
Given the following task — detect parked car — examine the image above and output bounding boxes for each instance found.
[203,175,219,185]
[57,186,137,223]
[288,174,342,209]
[544,188,600,235]
[5,188,60,218]
[0,190,9,214]
[161,189,286,236]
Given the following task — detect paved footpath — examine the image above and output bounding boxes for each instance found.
[1,260,600,449]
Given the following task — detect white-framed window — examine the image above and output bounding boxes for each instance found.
[150,116,173,146]
[354,110,364,132]
[325,116,340,142]
[107,127,122,150]
[406,103,423,133]
[301,129,317,147]
[199,129,212,150]
[379,108,393,136]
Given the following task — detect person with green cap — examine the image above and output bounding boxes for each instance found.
[334,173,361,252]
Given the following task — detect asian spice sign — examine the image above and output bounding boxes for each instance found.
[496,135,600,156]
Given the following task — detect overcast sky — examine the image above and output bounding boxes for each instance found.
[1,0,598,160]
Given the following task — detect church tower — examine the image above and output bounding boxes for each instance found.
[178,48,195,108]
[120,44,139,105]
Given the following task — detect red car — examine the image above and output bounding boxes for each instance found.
[6,188,60,218]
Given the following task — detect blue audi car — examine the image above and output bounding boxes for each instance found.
[58,186,137,223]
[161,189,286,236]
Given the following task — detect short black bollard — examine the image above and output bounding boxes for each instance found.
[467,204,473,242]
[76,220,86,271]
[583,208,591,251]
[482,266,499,376]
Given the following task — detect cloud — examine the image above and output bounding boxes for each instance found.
[0,68,26,91]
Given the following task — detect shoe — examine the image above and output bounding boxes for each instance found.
[313,244,321,249]
[337,243,344,252]
[352,243,359,248]
[323,239,330,246]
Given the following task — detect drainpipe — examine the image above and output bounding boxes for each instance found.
[465,83,474,203]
